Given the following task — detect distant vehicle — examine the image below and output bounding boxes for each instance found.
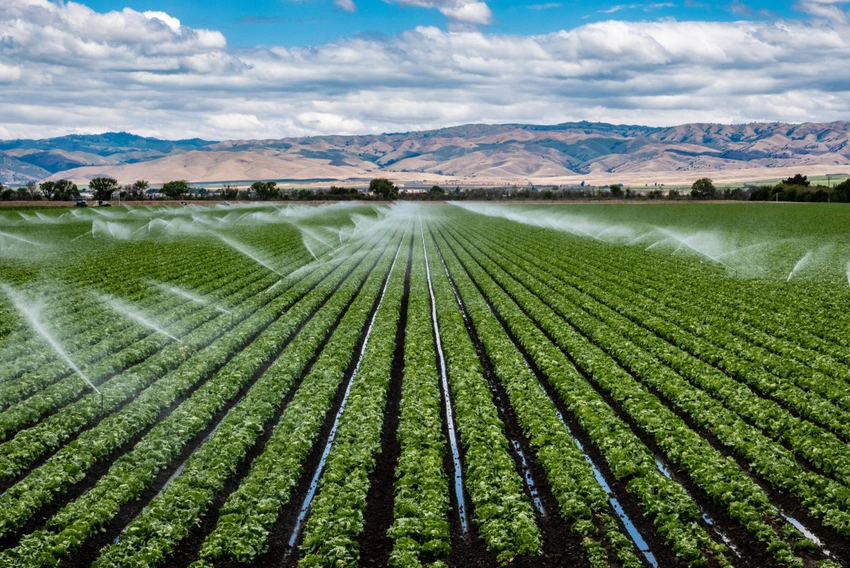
[74,200,88,207]
[97,201,112,207]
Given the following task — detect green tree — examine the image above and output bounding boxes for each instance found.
[690,177,716,199]
[89,177,119,201]
[54,180,79,200]
[129,179,149,200]
[833,179,850,203]
[161,180,190,199]
[39,181,56,201]
[250,181,279,200]
[24,181,39,200]
[609,184,623,198]
[369,178,398,200]
[222,184,238,200]
[782,174,810,187]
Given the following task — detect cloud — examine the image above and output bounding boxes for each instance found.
[599,2,674,14]
[2,0,850,140]
[528,3,561,10]
[795,0,850,22]
[206,113,266,133]
[391,0,493,25]
[334,0,357,13]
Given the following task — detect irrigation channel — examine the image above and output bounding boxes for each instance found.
[0,202,847,568]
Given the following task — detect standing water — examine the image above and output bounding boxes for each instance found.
[420,219,469,534]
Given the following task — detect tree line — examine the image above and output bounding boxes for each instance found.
[687,175,850,202]
[3,174,849,203]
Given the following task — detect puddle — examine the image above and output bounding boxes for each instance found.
[654,458,740,557]
[510,439,546,517]
[285,240,404,554]
[421,221,468,533]
[543,384,659,568]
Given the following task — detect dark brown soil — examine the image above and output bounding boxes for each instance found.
[44,236,387,568]
[431,230,596,568]
[445,224,838,567]
[227,236,405,568]
[356,229,413,566]
[166,239,393,568]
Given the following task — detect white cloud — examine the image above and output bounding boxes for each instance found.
[206,113,266,132]
[142,11,181,31]
[391,0,493,25]
[795,0,850,22]
[2,1,850,140]
[599,2,674,14]
[334,0,357,13]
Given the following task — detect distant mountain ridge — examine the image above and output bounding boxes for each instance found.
[2,122,850,186]
[0,132,214,184]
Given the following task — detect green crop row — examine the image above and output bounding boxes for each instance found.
[387,229,451,568]
[485,219,850,440]
[0,265,281,439]
[450,219,833,565]
[298,227,410,567]
[0,228,303,378]
[524,240,850,480]
[429,226,644,568]
[433,225,729,568]
[458,218,850,537]
[90,228,403,568]
[423,226,541,563]
[0,232,383,545]
[194,228,406,565]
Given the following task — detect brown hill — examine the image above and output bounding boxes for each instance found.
[8,121,849,186]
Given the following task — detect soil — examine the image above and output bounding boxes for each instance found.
[221,236,404,568]
[431,230,597,568]
[444,225,840,567]
[356,230,412,566]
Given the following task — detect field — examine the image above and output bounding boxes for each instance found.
[0,201,849,568]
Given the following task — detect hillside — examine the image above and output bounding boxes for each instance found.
[3,122,850,186]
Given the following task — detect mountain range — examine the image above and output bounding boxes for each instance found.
[2,122,850,187]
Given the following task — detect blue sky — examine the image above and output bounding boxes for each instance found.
[1,0,849,140]
[81,0,799,48]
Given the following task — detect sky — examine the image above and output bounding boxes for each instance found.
[1,0,849,140]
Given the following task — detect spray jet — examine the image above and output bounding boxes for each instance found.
[1,283,105,413]
[147,280,234,326]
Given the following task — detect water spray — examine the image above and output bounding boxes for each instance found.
[786,251,813,283]
[1,283,105,412]
[149,280,233,324]
[217,234,284,277]
[101,294,183,343]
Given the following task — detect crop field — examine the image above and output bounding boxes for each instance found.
[0,201,849,568]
